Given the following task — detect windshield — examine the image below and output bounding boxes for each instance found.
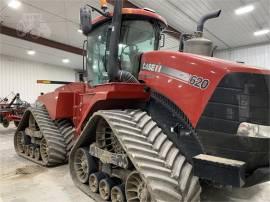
[86,19,159,85]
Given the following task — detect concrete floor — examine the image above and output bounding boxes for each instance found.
[0,124,269,202]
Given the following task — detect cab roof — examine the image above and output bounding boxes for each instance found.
[92,8,167,29]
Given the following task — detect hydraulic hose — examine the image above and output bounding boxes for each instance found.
[118,71,139,83]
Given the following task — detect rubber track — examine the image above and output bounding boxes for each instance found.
[14,105,68,167]
[55,119,75,159]
[96,109,201,202]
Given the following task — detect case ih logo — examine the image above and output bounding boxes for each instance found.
[141,62,210,90]
[142,63,162,72]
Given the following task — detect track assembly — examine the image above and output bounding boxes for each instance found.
[70,109,201,202]
[14,104,75,166]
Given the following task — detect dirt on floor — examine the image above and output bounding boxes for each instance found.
[0,124,269,202]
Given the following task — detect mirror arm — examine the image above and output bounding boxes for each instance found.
[86,4,111,18]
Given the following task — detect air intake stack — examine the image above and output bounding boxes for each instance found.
[180,10,221,56]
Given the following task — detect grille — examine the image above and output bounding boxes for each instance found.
[197,73,270,134]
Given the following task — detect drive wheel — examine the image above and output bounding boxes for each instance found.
[74,147,97,184]
[2,119,9,128]
[15,132,25,153]
[96,119,124,154]
[40,138,49,164]
[126,171,151,202]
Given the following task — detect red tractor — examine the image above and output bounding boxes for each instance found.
[0,93,29,128]
[15,0,270,201]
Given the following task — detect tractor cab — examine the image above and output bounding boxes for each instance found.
[80,2,167,85]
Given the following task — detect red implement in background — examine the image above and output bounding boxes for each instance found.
[0,93,29,128]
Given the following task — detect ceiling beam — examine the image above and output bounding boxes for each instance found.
[0,25,84,56]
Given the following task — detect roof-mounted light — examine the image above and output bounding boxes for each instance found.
[8,0,21,9]
[143,8,156,13]
[235,5,254,15]
[254,29,270,36]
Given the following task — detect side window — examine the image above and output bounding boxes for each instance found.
[87,23,109,85]
[119,20,156,77]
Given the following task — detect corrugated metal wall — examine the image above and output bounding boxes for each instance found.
[215,43,270,70]
[161,34,179,51]
[0,54,75,103]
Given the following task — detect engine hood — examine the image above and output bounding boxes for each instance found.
[139,50,270,127]
[141,50,270,76]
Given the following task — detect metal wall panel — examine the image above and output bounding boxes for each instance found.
[161,34,179,51]
[215,43,270,70]
[0,54,75,103]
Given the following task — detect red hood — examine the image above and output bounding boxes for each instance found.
[143,50,270,76]
[140,51,270,127]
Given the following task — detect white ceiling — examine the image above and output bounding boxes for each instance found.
[0,0,111,69]
[0,0,269,68]
[0,34,83,69]
[0,0,108,47]
[131,0,270,50]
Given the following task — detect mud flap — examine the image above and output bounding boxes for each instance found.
[193,154,246,187]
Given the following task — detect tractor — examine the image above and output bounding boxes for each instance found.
[14,0,270,201]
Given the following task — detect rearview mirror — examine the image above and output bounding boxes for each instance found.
[80,6,92,35]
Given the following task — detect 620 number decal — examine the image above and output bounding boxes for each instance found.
[189,75,210,89]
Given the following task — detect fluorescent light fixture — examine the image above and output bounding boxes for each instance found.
[27,50,36,55]
[77,29,83,33]
[8,0,21,9]
[235,5,254,15]
[254,29,270,36]
[62,58,70,64]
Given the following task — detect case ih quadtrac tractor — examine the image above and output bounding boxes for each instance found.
[15,0,270,201]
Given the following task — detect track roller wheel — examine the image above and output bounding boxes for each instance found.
[25,145,30,156]
[99,178,117,201]
[74,147,97,184]
[126,171,151,202]
[35,147,41,160]
[2,119,9,128]
[29,146,35,158]
[40,138,49,164]
[22,145,27,153]
[89,172,108,193]
[15,132,25,153]
[111,184,126,202]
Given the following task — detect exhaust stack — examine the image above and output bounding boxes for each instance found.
[197,10,221,32]
[180,10,221,57]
